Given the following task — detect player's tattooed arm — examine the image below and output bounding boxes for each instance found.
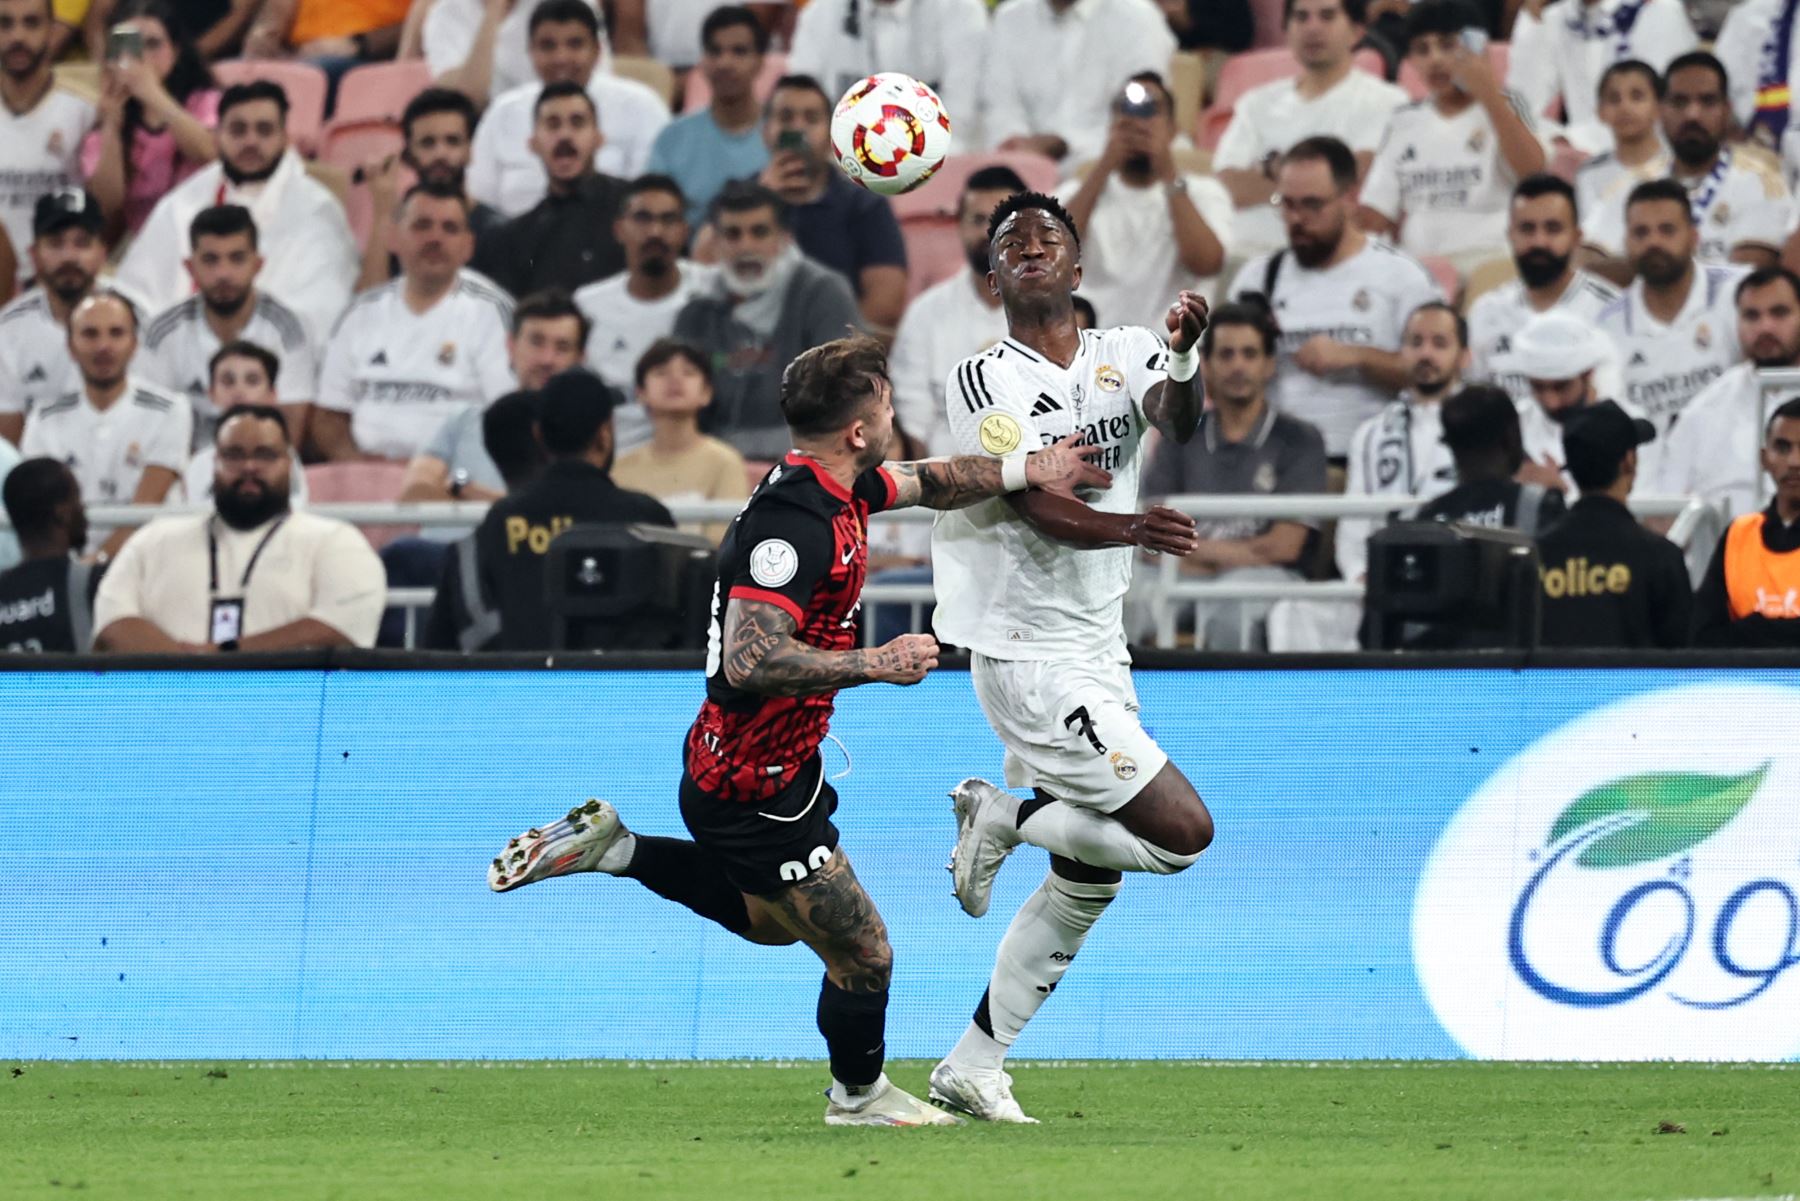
[1142,290,1209,444]
[884,432,1113,509]
[722,598,939,696]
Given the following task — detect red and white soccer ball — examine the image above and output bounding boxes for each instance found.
[830,72,953,196]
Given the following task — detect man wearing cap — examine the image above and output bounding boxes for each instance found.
[0,0,95,289]
[1659,267,1800,519]
[0,189,145,446]
[1417,384,1567,535]
[459,368,673,651]
[1691,396,1800,645]
[1502,308,1629,489]
[1537,400,1692,648]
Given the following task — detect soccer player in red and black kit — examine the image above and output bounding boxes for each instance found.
[488,335,1110,1126]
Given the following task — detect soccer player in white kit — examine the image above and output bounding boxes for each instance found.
[927,192,1214,1123]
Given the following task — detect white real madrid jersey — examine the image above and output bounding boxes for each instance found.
[139,291,320,428]
[0,278,148,420]
[1582,147,1793,264]
[20,377,193,505]
[1595,264,1746,435]
[315,271,516,460]
[1335,397,1459,582]
[932,326,1166,662]
[0,89,95,286]
[1467,271,1622,404]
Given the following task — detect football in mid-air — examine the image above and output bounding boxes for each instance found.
[830,72,953,196]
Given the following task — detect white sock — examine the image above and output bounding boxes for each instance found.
[829,1071,888,1108]
[957,871,1120,1060]
[596,831,637,875]
[1017,803,1195,875]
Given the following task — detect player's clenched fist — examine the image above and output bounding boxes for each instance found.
[872,633,940,685]
[1164,290,1210,354]
[1126,504,1200,556]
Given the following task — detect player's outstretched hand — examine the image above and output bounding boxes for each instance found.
[871,633,940,685]
[1164,290,1210,354]
[1126,504,1199,556]
[1027,433,1113,498]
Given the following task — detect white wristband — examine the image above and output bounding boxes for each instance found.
[1001,451,1032,492]
[1166,345,1199,382]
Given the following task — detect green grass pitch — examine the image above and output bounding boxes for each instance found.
[6,1060,1798,1200]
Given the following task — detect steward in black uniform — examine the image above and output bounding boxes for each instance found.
[0,458,104,653]
[1417,384,1567,535]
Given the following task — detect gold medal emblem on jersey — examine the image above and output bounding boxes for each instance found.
[978,413,1022,455]
[1095,364,1124,393]
[438,342,457,365]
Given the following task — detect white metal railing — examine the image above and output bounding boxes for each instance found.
[13,493,1723,650]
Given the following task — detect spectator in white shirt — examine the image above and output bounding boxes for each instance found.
[400,289,589,505]
[0,0,95,288]
[1715,0,1800,149]
[22,290,190,558]
[573,175,711,452]
[610,0,718,71]
[1213,0,1408,258]
[889,165,1026,456]
[1586,52,1792,270]
[1229,136,1444,456]
[0,188,138,445]
[788,0,990,149]
[94,404,385,653]
[1468,173,1621,404]
[465,0,670,220]
[1574,58,1667,268]
[1358,0,1546,274]
[426,0,605,105]
[312,183,516,463]
[982,0,1176,170]
[138,204,317,449]
[1059,72,1232,327]
[1509,0,1696,152]
[117,80,358,347]
[180,340,309,506]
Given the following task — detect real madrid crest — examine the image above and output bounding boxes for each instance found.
[438,342,457,366]
[1696,322,1711,350]
[47,130,64,156]
[1713,203,1730,226]
[1095,363,1123,393]
[1254,461,1277,492]
[1352,288,1371,312]
[1467,128,1486,153]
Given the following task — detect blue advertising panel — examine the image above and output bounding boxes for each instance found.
[3,668,1798,1061]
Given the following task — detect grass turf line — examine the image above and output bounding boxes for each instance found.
[5,1061,1797,1201]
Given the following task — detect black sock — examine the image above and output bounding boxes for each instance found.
[1017,789,1056,830]
[972,987,995,1036]
[622,835,751,935]
[817,977,889,1088]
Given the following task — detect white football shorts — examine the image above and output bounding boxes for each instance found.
[969,654,1169,814]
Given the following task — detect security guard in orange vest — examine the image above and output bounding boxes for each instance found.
[1694,398,1800,646]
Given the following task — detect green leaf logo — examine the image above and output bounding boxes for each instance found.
[1547,763,1770,868]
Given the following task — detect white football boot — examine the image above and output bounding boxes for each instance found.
[948,778,1023,918]
[823,1074,966,1127]
[928,1059,1039,1124]
[488,798,627,892]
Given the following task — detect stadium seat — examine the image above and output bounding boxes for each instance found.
[899,215,965,299]
[1397,43,1512,101]
[1169,52,1206,146]
[1197,46,1386,150]
[889,151,1061,222]
[680,52,786,113]
[1460,256,1518,313]
[1418,253,1463,302]
[305,461,414,550]
[612,55,678,111]
[318,121,408,251]
[211,59,329,155]
[331,60,433,127]
[744,459,775,492]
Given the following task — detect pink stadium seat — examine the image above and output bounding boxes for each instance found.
[305,461,414,549]
[1417,253,1463,301]
[332,60,433,127]
[318,121,407,251]
[1397,42,1512,101]
[211,59,329,155]
[681,52,787,113]
[889,152,1062,222]
[899,216,966,299]
[743,459,775,491]
[1198,47,1386,150]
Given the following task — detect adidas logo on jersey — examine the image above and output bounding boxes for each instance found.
[1030,393,1063,417]
[1400,145,1418,162]
[24,365,45,382]
[1629,351,1648,366]
[370,350,389,366]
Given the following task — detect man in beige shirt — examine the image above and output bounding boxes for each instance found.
[93,405,386,652]
[610,338,747,542]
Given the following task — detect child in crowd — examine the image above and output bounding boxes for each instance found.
[610,339,747,544]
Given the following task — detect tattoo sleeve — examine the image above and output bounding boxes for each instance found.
[882,456,1008,511]
[1143,376,1203,444]
[723,597,895,696]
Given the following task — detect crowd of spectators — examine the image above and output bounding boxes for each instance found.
[0,0,1798,654]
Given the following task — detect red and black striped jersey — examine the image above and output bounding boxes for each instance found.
[685,452,899,803]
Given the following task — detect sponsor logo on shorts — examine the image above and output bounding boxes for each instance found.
[748,539,799,587]
[1109,752,1137,781]
[979,413,1022,455]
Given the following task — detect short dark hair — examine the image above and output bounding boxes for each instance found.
[635,338,713,390]
[964,165,1028,200]
[512,288,591,345]
[2,458,79,544]
[538,369,618,456]
[189,203,258,250]
[1598,58,1663,101]
[1512,173,1579,222]
[527,0,600,38]
[1406,300,1469,349]
[1663,49,1729,96]
[402,87,478,142]
[1441,384,1524,473]
[1202,302,1279,357]
[215,402,290,444]
[218,80,289,122]
[1736,266,1800,308]
[702,4,769,54]
[1625,178,1695,224]
[1284,0,1366,24]
[209,339,281,388]
[483,391,549,490]
[986,189,1081,249]
[709,179,787,228]
[768,73,831,112]
[534,78,596,120]
[1281,135,1358,192]
[1405,0,1481,44]
[625,172,687,211]
[1767,396,1800,437]
[400,178,472,217]
[781,335,888,439]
